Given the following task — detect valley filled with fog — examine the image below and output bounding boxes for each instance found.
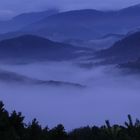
[0,61,139,130]
[0,2,140,132]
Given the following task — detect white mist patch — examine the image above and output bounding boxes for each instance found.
[0,62,140,130]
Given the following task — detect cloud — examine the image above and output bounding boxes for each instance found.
[0,0,140,19]
[1,62,140,130]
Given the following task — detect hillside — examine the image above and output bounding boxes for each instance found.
[0,35,92,62]
[0,4,140,42]
[0,9,59,34]
[119,58,140,73]
[96,32,140,64]
[20,4,140,41]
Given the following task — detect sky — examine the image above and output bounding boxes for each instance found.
[0,0,140,20]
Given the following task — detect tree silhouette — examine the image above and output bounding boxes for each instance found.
[0,101,140,140]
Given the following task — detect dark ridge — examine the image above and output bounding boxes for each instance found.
[0,34,92,62]
[96,32,140,64]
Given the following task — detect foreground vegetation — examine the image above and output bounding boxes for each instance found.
[0,101,140,140]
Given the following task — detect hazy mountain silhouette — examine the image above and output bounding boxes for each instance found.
[0,4,140,42]
[0,9,59,34]
[96,32,140,64]
[20,4,140,41]
[0,35,92,63]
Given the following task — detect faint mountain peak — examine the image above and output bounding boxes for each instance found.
[0,9,59,34]
[5,34,52,42]
[13,9,59,21]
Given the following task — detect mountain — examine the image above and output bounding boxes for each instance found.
[118,57,140,73]
[118,4,140,16]
[0,4,140,42]
[0,35,92,63]
[0,9,59,34]
[21,9,113,41]
[18,4,140,41]
[22,9,106,40]
[95,32,140,64]
[0,69,85,88]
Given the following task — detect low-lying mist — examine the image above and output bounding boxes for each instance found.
[0,61,140,130]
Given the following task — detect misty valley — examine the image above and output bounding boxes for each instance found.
[0,2,140,140]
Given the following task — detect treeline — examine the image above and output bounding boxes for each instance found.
[0,101,140,140]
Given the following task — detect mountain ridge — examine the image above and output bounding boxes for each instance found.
[0,34,92,63]
[0,9,59,34]
[95,32,140,64]
[0,4,140,42]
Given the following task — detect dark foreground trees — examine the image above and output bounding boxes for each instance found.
[0,101,140,140]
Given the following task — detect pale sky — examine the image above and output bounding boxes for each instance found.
[0,0,140,20]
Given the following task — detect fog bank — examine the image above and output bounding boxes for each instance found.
[0,62,139,130]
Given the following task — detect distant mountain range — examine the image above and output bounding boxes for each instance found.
[0,9,59,34]
[15,4,140,40]
[95,32,140,64]
[0,4,140,66]
[0,4,140,42]
[0,35,92,63]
